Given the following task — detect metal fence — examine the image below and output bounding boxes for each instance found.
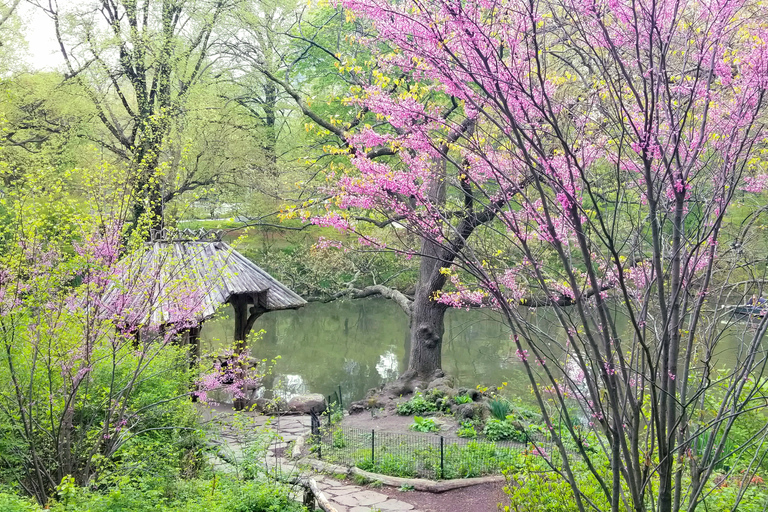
[312,423,544,480]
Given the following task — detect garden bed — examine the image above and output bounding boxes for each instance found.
[314,424,530,479]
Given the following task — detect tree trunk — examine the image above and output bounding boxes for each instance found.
[407,288,446,379]
[404,236,449,381]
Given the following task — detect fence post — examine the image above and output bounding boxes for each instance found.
[440,436,444,479]
[371,429,375,466]
[339,385,343,409]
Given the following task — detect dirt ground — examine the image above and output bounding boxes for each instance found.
[343,408,463,437]
[345,478,509,512]
[339,409,510,511]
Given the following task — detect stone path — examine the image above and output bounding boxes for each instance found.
[201,405,422,512]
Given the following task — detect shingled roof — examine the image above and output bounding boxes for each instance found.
[108,241,306,327]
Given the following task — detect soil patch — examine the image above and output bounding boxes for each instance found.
[343,409,462,437]
[372,480,508,512]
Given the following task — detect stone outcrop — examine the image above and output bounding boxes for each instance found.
[286,393,327,414]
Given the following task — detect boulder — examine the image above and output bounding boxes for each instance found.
[427,375,457,398]
[428,375,456,390]
[287,394,327,414]
[348,401,366,414]
[456,387,481,401]
[456,402,486,420]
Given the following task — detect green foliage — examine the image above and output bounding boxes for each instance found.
[457,421,478,439]
[410,416,440,433]
[453,394,473,405]
[396,393,438,415]
[483,418,527,442]
[0,475,308,512]
[487,398,512,421]
[331,409,344,425]
[0,492,41,512]
[327,428,524,479]
[352,473,372,486]
[359,454,417,478]
[333,429,347,449]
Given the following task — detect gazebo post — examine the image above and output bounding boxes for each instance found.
[189,325,201,367]
[230,294,269,411]
[232,295,249,352]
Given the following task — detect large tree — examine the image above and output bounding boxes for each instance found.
[247,4,480,387]
[36,0,233,230]
[313,0,768,510]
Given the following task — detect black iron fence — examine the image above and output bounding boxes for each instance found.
[313,424,549,480]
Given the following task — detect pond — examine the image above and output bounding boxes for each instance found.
[200,298,531,405]
[200,298,751,406]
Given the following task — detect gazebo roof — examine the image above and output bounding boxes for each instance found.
[109,240,306,327]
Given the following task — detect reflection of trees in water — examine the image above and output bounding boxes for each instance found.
[200,299,741,402]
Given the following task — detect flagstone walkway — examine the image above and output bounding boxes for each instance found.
[201,405,423,512]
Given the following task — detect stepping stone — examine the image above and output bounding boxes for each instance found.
[334,495,360,507]
[378,500,415,511]
[323,487,357,497]
[323,487,357,496]
[352,490,388,506]
[350,507,376,512]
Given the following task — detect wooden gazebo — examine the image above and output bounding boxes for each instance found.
[108,230,307,355]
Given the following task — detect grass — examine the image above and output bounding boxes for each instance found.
[317,426,526,480]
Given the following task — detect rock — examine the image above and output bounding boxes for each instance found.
[456,402,485,420]
[454,387,481,401]
[348,401,366,414]
[286,394,327,414]
[430,385,455,398]
[427,375,456,390]
[386,380,417,397]
[427,375,457,398]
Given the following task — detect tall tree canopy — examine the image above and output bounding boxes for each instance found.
[39,0,234,230]
[309,0,768,510]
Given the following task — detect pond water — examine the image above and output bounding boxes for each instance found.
[200,298,751,406]
[200,298,531,405]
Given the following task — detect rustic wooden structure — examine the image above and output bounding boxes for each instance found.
[108,229,306,369]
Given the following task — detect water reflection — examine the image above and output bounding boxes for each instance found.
[201,298,526,404]
[200,298,747,404]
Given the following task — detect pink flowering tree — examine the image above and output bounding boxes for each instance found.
[308,0,768,509]
[0,170,212,502]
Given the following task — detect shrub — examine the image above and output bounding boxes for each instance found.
[483,418,527,442]
[457,420,478,438]
[333,429,346,449]
[410,416,440,432]
[454,394,473,405]
[375,454,417,478]
[0,493,41,512]
[1,475,309,512]
[396,393,437,415]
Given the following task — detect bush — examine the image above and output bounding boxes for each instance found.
[374,454,417,478]
[0,493,41,512]
[396,393,438,415]
[333,429,347,448]
[483,418,527,442]
[453,394,473,405]
[57,476,305,512]
[457,421,478,438]
[410,416,440,432]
